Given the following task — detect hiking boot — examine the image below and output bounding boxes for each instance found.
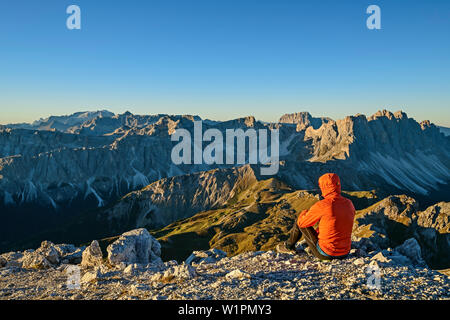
[276,242,296,254]
[296,239,308,251]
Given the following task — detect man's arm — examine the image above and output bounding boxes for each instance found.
[297,202,323,228]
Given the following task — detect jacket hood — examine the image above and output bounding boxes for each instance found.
[318,173,341,198]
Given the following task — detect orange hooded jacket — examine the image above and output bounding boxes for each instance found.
[297,173,355,257]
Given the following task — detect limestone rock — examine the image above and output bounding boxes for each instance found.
[371,252,391,264]
[185,248,227,265]
[21,252,52,270]
[81,240,103,267]
[54,244,77,256]
[278,112,331,130]
[225,269,251,280]
[353,258,365,266]
[63,248,84,265]
[149,272,163,282]
[416,202,449,233]
[107,228,162,266]
[352,197,450,268]
[21,241,61,269]
[54,244,84,265]
[163,264,197,281]
[81,268,102,284]
[124,263,142,275]
[130,284,151,296]
[39,241,61,265]
[0,248,449,300]
[151,263,197,282]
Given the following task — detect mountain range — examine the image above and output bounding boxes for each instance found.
[0,109,449,259]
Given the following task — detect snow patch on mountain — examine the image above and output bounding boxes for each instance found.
[132,168,150,189]
[84,178,104,208]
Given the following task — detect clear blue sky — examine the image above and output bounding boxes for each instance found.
[0,0,449,126]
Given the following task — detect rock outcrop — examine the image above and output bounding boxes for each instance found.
[81,268,103,284]
[416,202,449,233]
[352,196,450,269]
[81,241,103,268]
[185,249,227,265]
[107,229,162,266]
[20,241,61,270]
[157,263,197,282]
[278,112,332,130]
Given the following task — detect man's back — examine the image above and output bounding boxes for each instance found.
[297,173,356,257]
[315,194,355,256]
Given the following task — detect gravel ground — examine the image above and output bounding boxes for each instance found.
[1,250,448,300]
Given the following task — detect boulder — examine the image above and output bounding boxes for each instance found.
[21,241,61,269]
[81,240,103,267]
[353,258,365,266]
[64,248,84,265]
[54,244,77,256]
[81,268,102,284]
[371,252,391,263]
[164,264,197,280]
[39,241,61,265]
[186,251,209,264]
[124,263,142,275]
[225,269,251,280]
[150,263,197,282]
[107,228,162,266]
[395,238,426,266]
[185,248,227,265]
[21,252,52,270]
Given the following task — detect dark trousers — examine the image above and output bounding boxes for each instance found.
[286,223,333,261]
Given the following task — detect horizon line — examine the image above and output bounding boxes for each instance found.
[1,108,449,129]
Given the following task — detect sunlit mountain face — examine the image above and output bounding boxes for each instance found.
[0,109,449,254]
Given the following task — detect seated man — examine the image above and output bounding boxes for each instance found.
[277,173,355,260]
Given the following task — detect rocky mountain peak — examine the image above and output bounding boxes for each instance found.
[366,109,407,121]
[244,116,256,127]
[393,110,408,119]
[368,109,395,120]
[278,112,331,130]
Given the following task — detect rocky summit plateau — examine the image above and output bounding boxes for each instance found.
[0,226,449,300]
[0,109,449,300]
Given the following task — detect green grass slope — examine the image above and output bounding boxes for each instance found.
[151,179,379,262]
